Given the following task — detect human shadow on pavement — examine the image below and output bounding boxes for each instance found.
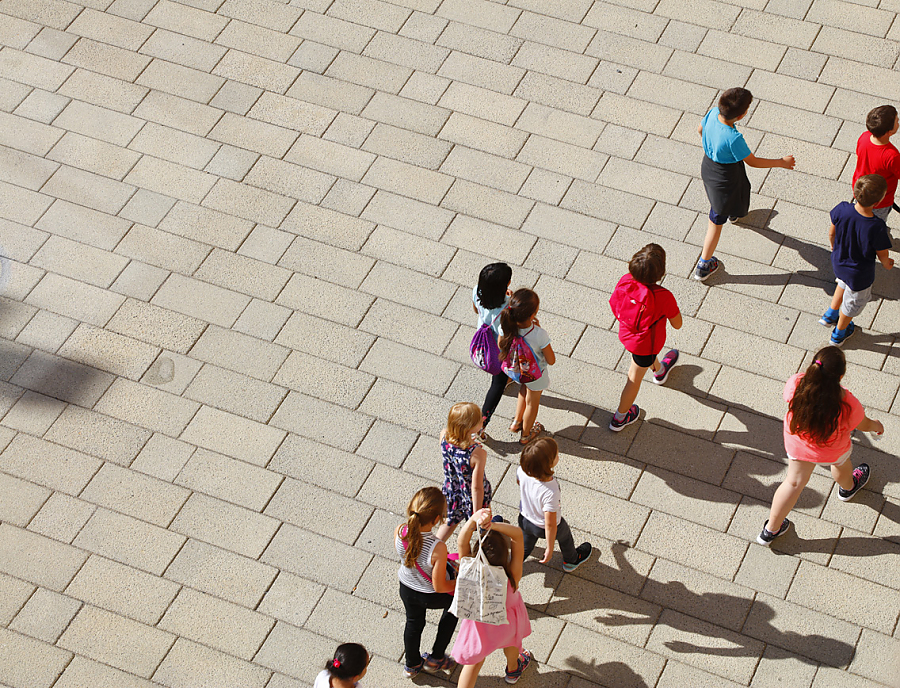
[561,659,650,688]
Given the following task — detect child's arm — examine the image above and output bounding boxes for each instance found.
[744,153,795,169]
[697,122,703,137]
[470,446,488,513]
[857,415,885,434]
[540,511,557,564]
[668,313,683,330]
[485,520,525,586]
[829,223,837,250]
[542,344,556,365]
[430,540,455,594]
[876,248,895,269]
[457,508,492,557]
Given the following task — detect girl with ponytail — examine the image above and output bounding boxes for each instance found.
[498,288,555,445]
[758,346,884,545]
[395,486,459,678]
[315,643,369,687]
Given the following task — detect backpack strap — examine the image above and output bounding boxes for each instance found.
[399,525,433,583]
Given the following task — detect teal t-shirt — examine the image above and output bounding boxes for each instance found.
[702,107,751,164]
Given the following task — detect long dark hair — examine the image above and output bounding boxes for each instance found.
[789,347,848,445]
[477,262,512,310]
[325,643,368,679]
[402,487,445,568]
[474,529,516,590]
[498,288,540,360]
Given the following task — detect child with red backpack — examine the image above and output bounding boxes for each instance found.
[609,244,682,431]
[499,288,555,445]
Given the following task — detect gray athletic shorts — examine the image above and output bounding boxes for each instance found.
[836,278,872,318]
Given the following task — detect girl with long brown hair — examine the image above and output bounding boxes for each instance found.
[758,346,884,545]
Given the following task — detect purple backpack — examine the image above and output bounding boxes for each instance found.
[501,326,542,384]
[470,311,503,375]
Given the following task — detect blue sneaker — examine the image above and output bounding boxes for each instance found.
[818,310,839,327]
[692,256,720,282]
[830,322,857,347]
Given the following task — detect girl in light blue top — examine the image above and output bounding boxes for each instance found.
[473,262,512,439]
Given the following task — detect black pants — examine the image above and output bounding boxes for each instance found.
[481,372,508,428]
[518,513,578,563]
[399,582,458,667]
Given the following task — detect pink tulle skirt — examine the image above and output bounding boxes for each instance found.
[451,582,532,665]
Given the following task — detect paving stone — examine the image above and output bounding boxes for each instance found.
[0,471,48,526]
[437,80,527,126]
[54,655,157,688]
[848,628,900,684]
[265,478,372,545]
[171,493,278,559]
[154,637,271,688]
[0,626,71,688]
[0,524,87,591]
[254,622,337,682]
[0,572,33,625]
[585,29,672,74]
[180,405,286,466]
[81,463,189,527]
[133,91,223,138]
[27,492,95,544]
[627,70,717,116]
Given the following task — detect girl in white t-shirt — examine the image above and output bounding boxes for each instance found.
[499,288,555,445]
[314,643,369,688]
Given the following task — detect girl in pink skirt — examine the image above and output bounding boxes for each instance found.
[452,508,533,686]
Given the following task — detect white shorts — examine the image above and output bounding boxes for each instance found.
[836,278,872,319]
[788,446,852,466]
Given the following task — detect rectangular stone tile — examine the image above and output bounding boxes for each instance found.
[631,467,740,531]
[155,637,271,688]
[202,177,295,226]
[243,156,334,204]
[437,80,527,126]
[254,622,338,682]
[62,37,151,82]
[442,215,533,266]
[0,46,74,90]
[171,493,278,558]
[436,17,521,63]
[0,145,57,190]
[212,49,299,94]
[646,609,763,684]
[56,323,158,382]
[748,102,841,148]
[592,92,680,139]
[185,364,285,423]
[358,260,455,315]
[325,50,411,94]
[214,18,300,63]
[438,49,523,95]
[663,50,752,92]
[697,288,799,343]
[81,463,188,527]
[219,0,303,29]
[143,0,228,40]
[0,626,71,688]
[54,655,160,688]
[285,72,373,116]
[0,471,48,526]
[637,511,748,578]
[290,10,374,53]
[42,163,136,215]
[56,70,143,117]
[46,131,140,182]
[59,606,174,678]
[269,390,372,451]
[583,1,667,40]
[0,524,86,597]
[441,144,530,194]
[0,13,40,49]
[265,479,372,544]
[362,189,453,240]
[115,224,208,274]
[359,337,457,395]
[561,178,654,228]
[514,70,601,117]
[261,523,371,593]
[329,0,411,32]
[128,123,220,171]
[278,235,374,290]
[1,431,102,494]
[179,405,285,466]
[848,628,900,684]
[248,92,336,136]
[358,298,456,357]
[520,203,614,254]
[515,134,607,183]
[53,100,143,149]
[363,30,448,73]
[732,8,819,49]
[0,110,64,156]
[273,348,373,406]
[807,0,892,36]
[67,7,152,49]
[190,326,287,382]
[269,434,373,496]
[744,593,860,667]
[175,447,281,511]
[281,202,375,252]
[93,375,197,434]
[133,91,223,138]
[0,178,52,226]
[0,572,34,625]
[151,273,250,329]
[585,29,672,74]
[65,554,179,625]
[438,111,528,160]
[106,299,205,355]
[164,538,276,608]
[441,178,533,229]
[513,40,598,85]
[136,58,225,103]
[285,134,374,183]
[361,122,451,171]
[257,571,324,629]
[139,27,227,72]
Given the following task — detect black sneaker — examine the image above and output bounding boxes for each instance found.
[838,463,870,501]
[563,543,592,572]
[609,404,640,431]
[756,518,791,546]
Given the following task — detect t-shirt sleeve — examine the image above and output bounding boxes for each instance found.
[532,326,551,350]
[541,481,561,514]
[657,288,680,319]
[732,131,752,162]
[843,391,866,431]
[784,374,800,403]
[830,203,842,226]
[872,222,893,252]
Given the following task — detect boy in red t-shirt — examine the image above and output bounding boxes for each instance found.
[608,244,682,431]
[853,105,900,222]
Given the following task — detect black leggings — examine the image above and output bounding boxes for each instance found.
[481,372,508,428]
[399,582,458,667]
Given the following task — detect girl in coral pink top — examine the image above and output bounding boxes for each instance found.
[758,347,884,546]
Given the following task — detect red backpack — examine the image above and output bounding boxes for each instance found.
[609,275,665,355]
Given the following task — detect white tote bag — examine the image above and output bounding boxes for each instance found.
[449,531,509,626]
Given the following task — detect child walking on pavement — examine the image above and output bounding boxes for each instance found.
[436,402,492,542]
[853,105,900,223]
[820,174,894,347]
[758,347,884,545]
[694,87,795,281]
[472,262,513,439]
[609,244,682,431]
[517,437,592,571]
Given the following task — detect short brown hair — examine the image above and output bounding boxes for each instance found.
[718,87,752,120]
[520,437,557,481]
[867,105,897,138]
[854,174,887,208]
[629,243,666,285]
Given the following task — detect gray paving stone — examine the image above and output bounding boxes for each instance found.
[80,462,189,527]
[0,471,48,526]
[27,492,95,544]
[255,622,337,682]
[171,494,278,559]
[0,626,71,688]
[437,80,527,126]
[0,524,87,591]
[1,432,101,495]
[0,572,33,625]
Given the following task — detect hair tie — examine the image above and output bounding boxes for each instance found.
[815,359,823,366]
[333,659,341,669]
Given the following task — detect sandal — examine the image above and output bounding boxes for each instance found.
[422,653,457,674]
[509,421,522,433]
[519,422,544,445]
[505,650,533,684]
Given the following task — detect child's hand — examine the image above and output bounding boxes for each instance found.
[531,316,540,327]
[539,548,553,564]
[782,155,795,169]
[872,420,885,435]
[886,257,895,270]
[474,508,492,528]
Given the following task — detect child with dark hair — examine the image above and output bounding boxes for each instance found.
[758,347,884,545]
[396,487,459,677]
[499,288,555,445]
[517,437,592,571]
[820,174,894,347]
[694,87,795,281]
[473,262,513,438]
[609,244,682,431]
[316,643,370,687]
[853,104,900,222]
[452,508,533,686]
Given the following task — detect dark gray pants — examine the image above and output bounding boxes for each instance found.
[518,513,578,564]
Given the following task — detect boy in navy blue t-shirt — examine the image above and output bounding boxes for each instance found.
[821,174,894,346]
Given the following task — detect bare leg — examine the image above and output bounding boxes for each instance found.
[766,459,816,531]
[457,660,485,688]
[831,460,855,491]
[503,646,521,672]
[521,389,543,435]
[700,219,723,261]
[512,385,526,430]
[836,313,852,331]
[617,361,654,415]
[830,286,844,312]
[435,521,458,542]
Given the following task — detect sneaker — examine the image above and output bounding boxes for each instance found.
[691,256,720,282]
[756,518,791,546]
[653,349,679,385]
[818,311,839,327]
[422,653,457,674]
[403,661,424,678]
[563,543,593,572]
[830,322,858,347]
[609,404,640,432]
[504,650,533,684]
[838,463,870,501]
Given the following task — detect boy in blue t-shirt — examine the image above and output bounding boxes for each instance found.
[820,174,894,346]
[694,88,796,281]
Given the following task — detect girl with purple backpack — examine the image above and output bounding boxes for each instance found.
[471,262,513,439]
[499,288,555,445]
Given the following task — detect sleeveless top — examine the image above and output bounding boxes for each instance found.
[441,439,492,525]
[396,530,439,594]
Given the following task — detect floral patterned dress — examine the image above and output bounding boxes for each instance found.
[441,439,492,526]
